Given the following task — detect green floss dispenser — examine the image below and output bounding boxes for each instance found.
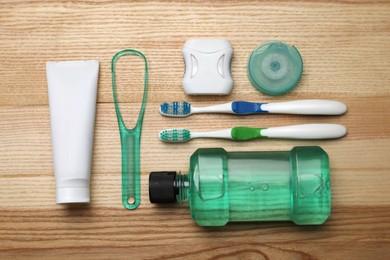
[248,41,303,96]
[149,146,331,226]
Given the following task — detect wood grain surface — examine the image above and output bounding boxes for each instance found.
[1,0,390,259]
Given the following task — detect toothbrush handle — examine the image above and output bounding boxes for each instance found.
[231,124,347,140]
[261,124,347,139]
[192,102,235,114]
[261,100,347,115]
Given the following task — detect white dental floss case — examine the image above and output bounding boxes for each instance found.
[182,39,233,95]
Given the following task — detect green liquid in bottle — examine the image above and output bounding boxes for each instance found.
[149,146,331,227]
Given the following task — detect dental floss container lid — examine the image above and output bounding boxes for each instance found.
[247,41,303,96]
[182,39,233,95]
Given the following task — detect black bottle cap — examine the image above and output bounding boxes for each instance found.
[149,171,177,203]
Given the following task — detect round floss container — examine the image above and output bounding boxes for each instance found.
[247,41,303,96]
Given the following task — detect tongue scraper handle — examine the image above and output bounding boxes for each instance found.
[119,134,139,208]
[231,100,347,115]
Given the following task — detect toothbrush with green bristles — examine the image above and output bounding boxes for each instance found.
[159,124,347,142]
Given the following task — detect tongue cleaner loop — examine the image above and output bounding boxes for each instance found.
[112,49,148,210]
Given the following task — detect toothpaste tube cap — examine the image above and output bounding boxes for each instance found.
[56,187,90,204]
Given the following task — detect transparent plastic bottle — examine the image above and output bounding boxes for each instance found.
[149,146,331,226]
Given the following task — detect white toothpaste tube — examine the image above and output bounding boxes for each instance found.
[46,60,99,203]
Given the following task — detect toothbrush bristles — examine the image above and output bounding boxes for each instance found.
[160,129,191,142]
[160,102,191,117]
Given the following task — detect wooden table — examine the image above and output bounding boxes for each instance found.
[1,1,389,259]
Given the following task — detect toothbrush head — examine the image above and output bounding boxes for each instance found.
[159,129,191,142]
[160,102,191,117]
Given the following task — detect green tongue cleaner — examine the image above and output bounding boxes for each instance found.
[248,41,303,96]
[111,49,148,210]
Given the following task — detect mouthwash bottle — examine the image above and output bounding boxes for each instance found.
[149,146,331,226]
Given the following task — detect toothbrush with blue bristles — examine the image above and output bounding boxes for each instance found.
[159,100,347,117]
[159,124,347,143]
